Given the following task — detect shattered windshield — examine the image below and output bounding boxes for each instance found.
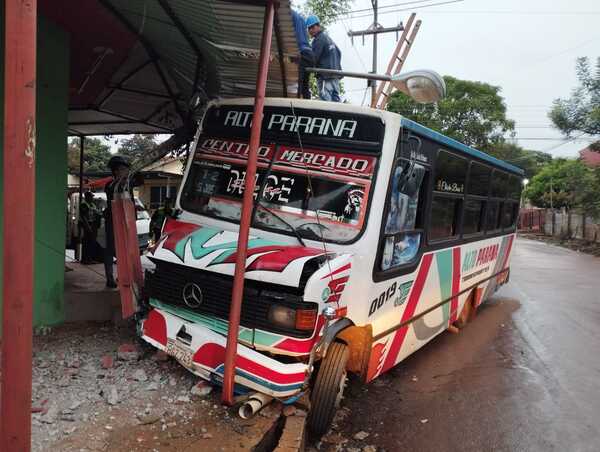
[180,137,378,243]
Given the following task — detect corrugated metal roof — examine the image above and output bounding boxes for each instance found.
[66,0,299,135]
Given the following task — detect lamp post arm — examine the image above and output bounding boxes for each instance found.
[305,67,393,82]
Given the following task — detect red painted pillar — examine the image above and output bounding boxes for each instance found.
[222,0,275,405]
[1,1,37,450]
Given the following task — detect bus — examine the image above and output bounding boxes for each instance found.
[139,98,523,436]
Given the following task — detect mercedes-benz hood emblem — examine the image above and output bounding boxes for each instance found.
[182,282,203,308]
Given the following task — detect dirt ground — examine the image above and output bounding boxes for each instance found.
[30,323,285,452]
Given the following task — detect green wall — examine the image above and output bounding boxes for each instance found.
[0,12,69,327]
[33,16,69,326]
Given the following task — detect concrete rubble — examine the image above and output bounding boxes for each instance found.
[29,322,311,451]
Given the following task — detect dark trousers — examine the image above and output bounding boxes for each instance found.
[82,229,98,263]
[104,223,116,285]
[298,49,315,99]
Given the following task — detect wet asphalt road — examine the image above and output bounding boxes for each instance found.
[330,238,600,452]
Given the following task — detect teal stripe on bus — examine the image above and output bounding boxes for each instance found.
[401,118,525,176]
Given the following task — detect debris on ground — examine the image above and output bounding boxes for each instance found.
[190,381,213,398]
[30,322,296,452]
[353,431,370,441]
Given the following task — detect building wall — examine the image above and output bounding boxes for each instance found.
[0,13,69,327]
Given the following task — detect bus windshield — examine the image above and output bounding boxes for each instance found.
[180,137,378,243]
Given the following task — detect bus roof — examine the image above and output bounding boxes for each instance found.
[210,98,524,176]
[400,118,525,176]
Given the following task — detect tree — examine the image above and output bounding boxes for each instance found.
[387,76,515,153]
[489,142,552,179]
[301,0,353,27]
[524,158,600,216]
[549,57,600,149]
[67,137,112,173]
[117,134,157,163]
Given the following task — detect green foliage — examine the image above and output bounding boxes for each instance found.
[549,57,600,148]
[67,137,112,173]
[489,142,552,179]
[524,158,600,215]
[301,0,353,27]
[117,134,158,163]
[387,76,515,152]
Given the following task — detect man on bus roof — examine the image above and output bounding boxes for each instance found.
[291,9,315,99]
[306,15,342,102]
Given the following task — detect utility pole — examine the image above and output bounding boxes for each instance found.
[371,0,378,106]
[347,1,404,105]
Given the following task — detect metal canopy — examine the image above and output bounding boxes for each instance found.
[40,0,299,136]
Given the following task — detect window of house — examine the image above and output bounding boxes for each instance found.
[150,186,176,209]
[463,199,484,234]
[429,196,461,240]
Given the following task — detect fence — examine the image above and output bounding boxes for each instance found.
[518,208,600,243]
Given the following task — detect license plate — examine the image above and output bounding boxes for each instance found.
[166,339,193,368]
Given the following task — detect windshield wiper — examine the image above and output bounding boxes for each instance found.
[255,203,306,247]
[248,143,306,248]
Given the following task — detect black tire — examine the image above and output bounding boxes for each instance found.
[308,341,349,438]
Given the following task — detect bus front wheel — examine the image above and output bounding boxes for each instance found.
[307,341,349,438]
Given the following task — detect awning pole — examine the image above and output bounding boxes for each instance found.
[77,136,85,261]
[1,0,37,450]
[222,0,275,405]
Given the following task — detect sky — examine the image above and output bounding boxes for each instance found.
[103,0,599,158]
[320,0,599,157]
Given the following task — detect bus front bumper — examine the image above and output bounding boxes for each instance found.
[140,307,308,398]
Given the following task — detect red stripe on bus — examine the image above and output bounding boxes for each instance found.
[381,253,434,373]
[501,235,514,270]
[450,247,461,323]
[321,263,352,280]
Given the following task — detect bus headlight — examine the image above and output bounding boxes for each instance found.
[268,305,317,331]
[268,305,296,329]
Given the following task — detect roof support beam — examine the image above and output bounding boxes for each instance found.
[157,0,206,114]
[106,86,173,99]
[98,0,187,125]
[96,108,173,132]
[222,0,276,406]
[1,1,37,450]
[273,5,288,97]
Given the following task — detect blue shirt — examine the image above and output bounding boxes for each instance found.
[311,31,342,78]
[291,10,311,52]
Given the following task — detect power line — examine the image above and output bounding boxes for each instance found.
[541,134,588,152]
[339,18,369,72]
[349,0,465,18]
[348,0,441,15]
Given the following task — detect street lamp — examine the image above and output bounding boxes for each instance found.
[305,67,446,104]
[390,70,446,103]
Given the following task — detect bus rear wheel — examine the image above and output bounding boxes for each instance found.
[454,294,476,329]
[308,341,349,438]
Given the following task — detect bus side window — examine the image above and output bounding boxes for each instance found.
[381,161,426,270]
[428,150,467,241]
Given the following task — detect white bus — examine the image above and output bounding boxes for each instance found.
[139,98,523,436]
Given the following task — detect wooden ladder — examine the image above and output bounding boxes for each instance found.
[371,13,422,110]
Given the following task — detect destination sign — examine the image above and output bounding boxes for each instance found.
[197,137,376,178]
[202,105,384,147]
